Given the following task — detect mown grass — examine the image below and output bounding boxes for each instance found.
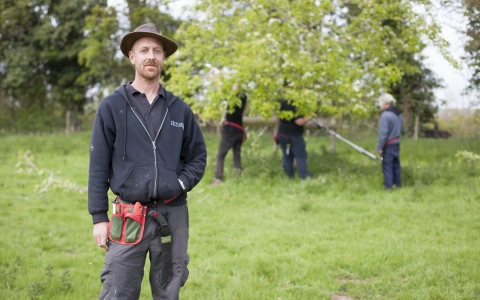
[0,129,479,299]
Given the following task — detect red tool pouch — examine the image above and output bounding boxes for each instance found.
[108,199,147,245]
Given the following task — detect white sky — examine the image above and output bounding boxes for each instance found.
[108,0,477,110]
[421,2,477,110]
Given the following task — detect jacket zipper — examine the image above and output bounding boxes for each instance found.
[152,110,169,198]
[128,105,169,199]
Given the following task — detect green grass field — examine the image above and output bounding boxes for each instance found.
[0,129,479,299]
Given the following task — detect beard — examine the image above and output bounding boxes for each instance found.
[136,61,163,81]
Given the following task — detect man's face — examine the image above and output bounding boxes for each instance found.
[129,37,166,81]
[379,101,388,111]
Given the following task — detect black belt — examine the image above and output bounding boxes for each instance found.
[118,198,162,209]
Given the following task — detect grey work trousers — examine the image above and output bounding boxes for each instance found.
[98,204,190,300]
[215,132,243,179]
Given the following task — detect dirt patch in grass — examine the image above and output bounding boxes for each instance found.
[331,295,356,300]
[331,278,369,300]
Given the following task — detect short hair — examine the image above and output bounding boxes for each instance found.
[378,93,396,105]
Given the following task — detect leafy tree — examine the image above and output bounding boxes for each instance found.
[167,0,451,122]
[1,0,182,132]
[0,0,104,132]
[0,0,55,131]
[389,55,443,134]
[79,0,182,88]
[365,5,444,134]
[40,0,103,117]
[78,4,120,89]
[464,0,480,92]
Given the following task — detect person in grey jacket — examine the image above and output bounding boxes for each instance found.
[376,93,402,190]
[88,23,206,300]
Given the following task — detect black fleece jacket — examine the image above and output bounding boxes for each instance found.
[88,85,207,224]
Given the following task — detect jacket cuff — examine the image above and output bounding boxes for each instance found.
[178,174,190,192]
[178,178,186,193]
[92,212,109,224]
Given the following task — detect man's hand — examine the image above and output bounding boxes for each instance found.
[295,117,310,127]
[93,222,109,251]
[378,150,383,155]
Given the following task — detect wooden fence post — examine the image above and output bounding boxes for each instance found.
[65,110,70,136]
[330,134,336,153]
[414,115,419,141]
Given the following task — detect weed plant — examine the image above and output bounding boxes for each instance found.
[0,130,478,299]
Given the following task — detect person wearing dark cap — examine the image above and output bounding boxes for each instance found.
[376,93,402,190]
[88,23,207,299]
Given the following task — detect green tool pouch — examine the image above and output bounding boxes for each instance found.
[108,199,146,245]
[109,213,124,241]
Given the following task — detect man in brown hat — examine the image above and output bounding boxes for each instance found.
[88,23,207,299]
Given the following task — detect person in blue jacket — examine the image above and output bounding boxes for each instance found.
[376,93,402,190]
[88,23,207,299]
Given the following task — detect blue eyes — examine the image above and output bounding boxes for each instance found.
[139,49,162,54]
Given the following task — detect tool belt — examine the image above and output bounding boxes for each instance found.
[385,137,399,146]
[274,133,292,155]
[108,198,147,245]
[224,121,247,143]
[274,133,289,145]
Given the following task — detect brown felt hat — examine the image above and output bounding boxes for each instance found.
[120,23,178,58]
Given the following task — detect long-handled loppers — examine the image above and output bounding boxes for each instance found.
[312,119,382,163]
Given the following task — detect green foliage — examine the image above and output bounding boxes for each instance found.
[0,0,50,131]
[168,0,451,122]
[25,265,73,300]
[79,0,183,87]
[0,0,457,134]
[0,0,105,132]
[0,0,182,133]
[1,256,20,290]
[389,55,443,134]
[38,0,100,113]
[464,0,480,93]
[78,5,120,87]
[456,150,480,163]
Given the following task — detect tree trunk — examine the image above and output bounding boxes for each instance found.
[126,0,141,28]
[330,134,336,153]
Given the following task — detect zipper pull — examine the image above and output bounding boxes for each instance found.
[152,141,156,150]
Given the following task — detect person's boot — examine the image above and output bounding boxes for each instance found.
[211,178,222,186]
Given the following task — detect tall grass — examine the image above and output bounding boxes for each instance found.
[0,130,478,299]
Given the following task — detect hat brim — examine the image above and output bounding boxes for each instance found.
[120,32,178,58]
